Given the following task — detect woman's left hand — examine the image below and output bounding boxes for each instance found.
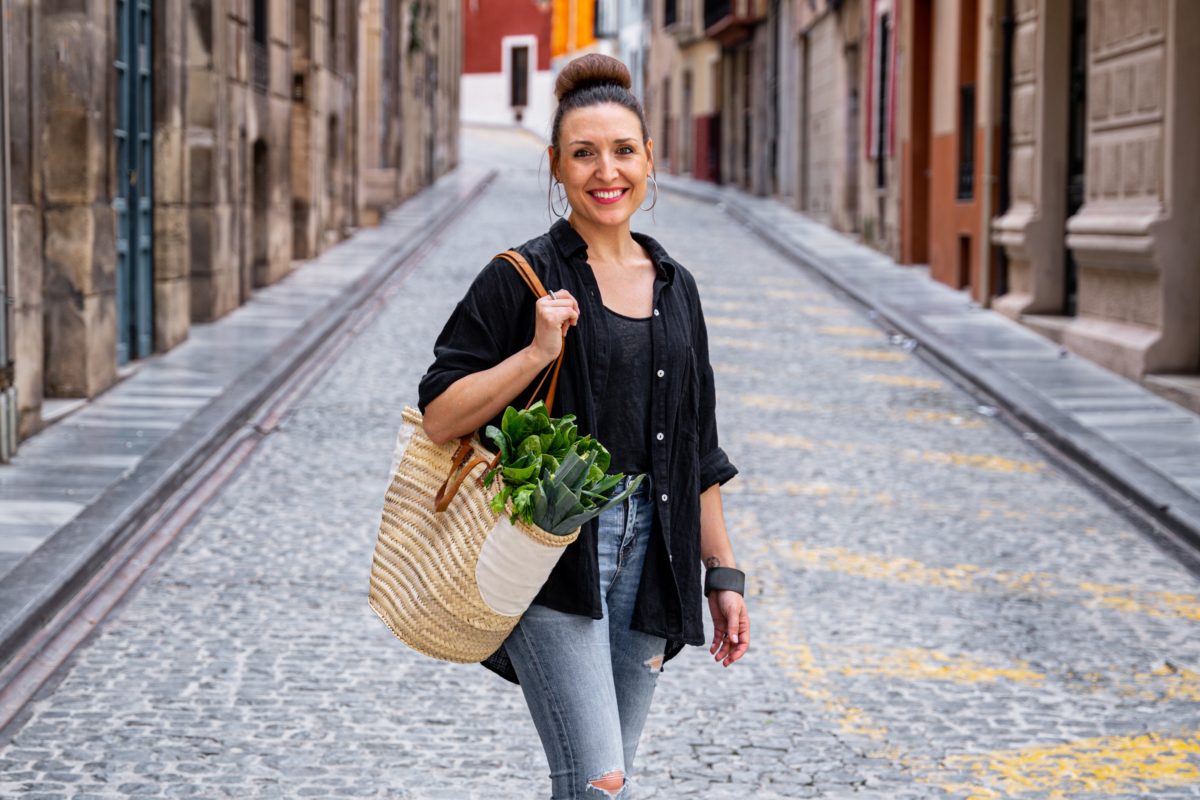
[707,590,750,667]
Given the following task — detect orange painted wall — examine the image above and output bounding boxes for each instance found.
[928,127,994,294]
[552,0,597,59]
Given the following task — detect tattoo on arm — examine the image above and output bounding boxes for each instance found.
[704,556,721,570]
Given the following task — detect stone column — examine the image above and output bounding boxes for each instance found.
[154,0,191,351]
[991,0,1069,318]
[1063,0,1200,378]
[39,2,118,398]
[8,0,44,436]
[187,0,238,321]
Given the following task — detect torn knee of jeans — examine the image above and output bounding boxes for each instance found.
[644,653,664,672]
[586,769,626,798]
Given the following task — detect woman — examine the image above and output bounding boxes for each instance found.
[418,54,749,799]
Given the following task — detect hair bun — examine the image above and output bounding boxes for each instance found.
[554,54,632,102]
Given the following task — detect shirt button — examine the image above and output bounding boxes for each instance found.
[653,309,660,316]
[660,493,669,502]
[656,369,665,378]
[656,432,664,441]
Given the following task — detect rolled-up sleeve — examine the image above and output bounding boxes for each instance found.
[691,282,738,493]
[417,257,527,414]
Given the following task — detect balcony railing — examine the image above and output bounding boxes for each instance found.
[704,0,730,30]
[703,0,764,45]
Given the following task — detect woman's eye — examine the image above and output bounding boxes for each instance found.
[618,146,635,155]
[573,150,592,158]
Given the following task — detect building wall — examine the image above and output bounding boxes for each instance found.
[8,0,44,437]
[5,0,460,441]
[552,0,599,59]
[992,0,1200,387]
[462,0,554,136]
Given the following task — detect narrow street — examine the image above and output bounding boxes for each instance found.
[2,128,1199,799]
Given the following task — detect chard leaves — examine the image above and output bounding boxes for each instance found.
[482,404,646,536]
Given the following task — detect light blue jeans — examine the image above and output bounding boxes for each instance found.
[504,475,667,799]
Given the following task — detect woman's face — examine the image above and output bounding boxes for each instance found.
[551,103,654,229]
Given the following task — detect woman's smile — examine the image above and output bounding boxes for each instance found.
[587,187,629,204]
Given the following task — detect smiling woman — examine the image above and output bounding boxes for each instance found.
[418,53,748,800]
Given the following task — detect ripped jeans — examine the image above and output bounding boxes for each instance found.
[504,474,667,800]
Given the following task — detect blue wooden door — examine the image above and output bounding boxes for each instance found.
[114,0,154,364]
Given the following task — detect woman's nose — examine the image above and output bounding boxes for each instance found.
[594,154,618,181]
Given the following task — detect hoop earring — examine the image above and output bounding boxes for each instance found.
[551,180,569,217]
[640,174,659,211]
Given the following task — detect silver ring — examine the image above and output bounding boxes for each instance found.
[547,290,557,301]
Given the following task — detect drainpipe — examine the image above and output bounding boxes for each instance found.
[977,0,999,308]
[0,0,14,462]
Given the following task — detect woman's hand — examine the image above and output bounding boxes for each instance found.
[529,289,580,364]
[707,590,750,667]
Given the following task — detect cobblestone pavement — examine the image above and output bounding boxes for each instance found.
[3,127,1200,799]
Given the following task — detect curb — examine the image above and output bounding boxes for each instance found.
[661,177,1200,561]
[0,168,499,675]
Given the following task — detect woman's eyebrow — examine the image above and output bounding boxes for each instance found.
[568,138,637,146]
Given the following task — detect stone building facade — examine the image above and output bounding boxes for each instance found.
[992,0,1199,406]
[5,0,460,442]
[647,0,1200,410]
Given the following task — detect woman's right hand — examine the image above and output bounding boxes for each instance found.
[529,289,580,364]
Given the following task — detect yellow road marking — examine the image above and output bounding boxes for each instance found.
[819,325,881,337]
[1136,662,1200,702]
[1078,581,1200,623]
[732,393,985,430]
[837,648,1045,686]
[705,285,758,296]
[905,448,1045,474]
[712,362,771,377]
[801,305,854,316]
[861,373,945,389]
[710,336,771,351]
[931,733,1200,800]
[745,431,862,455]
[836,348,909,362]
[733,511,890,742]
[744,432,1041,473]
[735,394,818,413]
[780,542,1200,623]
[756,275,804,286]
[898,409,985,428]
[764,288,824,301]
[706,316,766,329]
[704,300,756,313]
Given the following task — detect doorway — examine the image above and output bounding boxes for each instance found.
[1064,0,1088,316]
[904,0,932,264]
[114,0,154,364]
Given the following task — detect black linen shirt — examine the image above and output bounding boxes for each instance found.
[417,218,738,683]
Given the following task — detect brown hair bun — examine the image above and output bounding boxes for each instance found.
[554,54,632,102]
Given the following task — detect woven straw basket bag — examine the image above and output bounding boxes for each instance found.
[368,250,578,663]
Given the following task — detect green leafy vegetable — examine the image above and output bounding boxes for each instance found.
[485,402,645,536]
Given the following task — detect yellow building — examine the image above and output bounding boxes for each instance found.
[552,0,599,61]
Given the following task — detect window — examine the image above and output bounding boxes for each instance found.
[874,12,890,189]
[252,0,268,89]
[510,45,529,108]
[957,84,975,199]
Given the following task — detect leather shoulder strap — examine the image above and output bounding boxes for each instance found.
[493,250,566,414]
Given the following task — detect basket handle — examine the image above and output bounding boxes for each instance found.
[435,250,566,511]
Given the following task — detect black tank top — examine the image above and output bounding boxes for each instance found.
[596,306,652,476]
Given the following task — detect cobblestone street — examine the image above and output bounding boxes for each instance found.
[2,128,1200,799]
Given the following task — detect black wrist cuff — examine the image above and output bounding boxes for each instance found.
[704,566,746,597]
